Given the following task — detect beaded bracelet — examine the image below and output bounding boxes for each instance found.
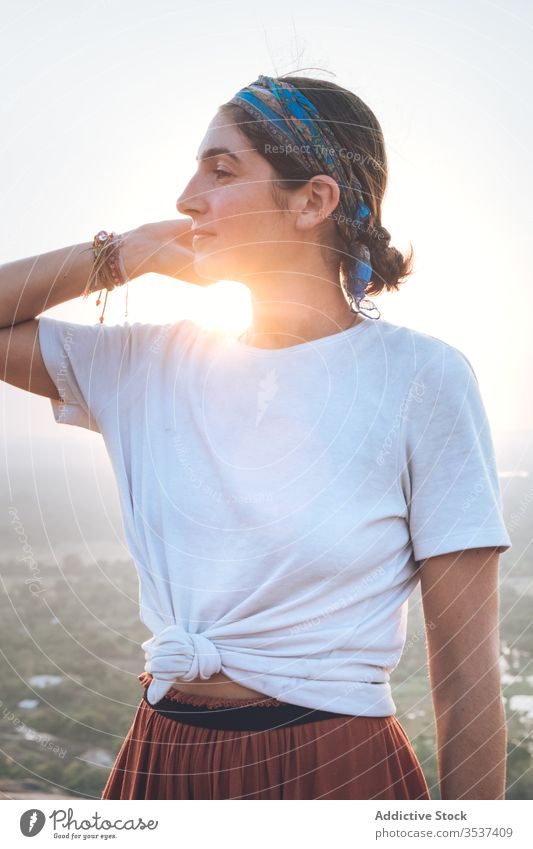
[82,230,129,323]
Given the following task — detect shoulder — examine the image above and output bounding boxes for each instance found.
[39,316,199,343]
[38,316,203,379]
[372,317,477,385]
[124,318,198,353]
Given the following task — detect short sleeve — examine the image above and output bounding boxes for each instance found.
[399,344,512,562]
[38,316,134,433]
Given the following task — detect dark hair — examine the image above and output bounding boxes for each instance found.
[219,74,413,299]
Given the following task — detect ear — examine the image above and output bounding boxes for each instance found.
[293,175,340,233]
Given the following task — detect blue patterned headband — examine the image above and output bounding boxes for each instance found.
[228,74,380,319]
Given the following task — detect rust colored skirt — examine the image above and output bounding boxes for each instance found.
[101,682,430,800]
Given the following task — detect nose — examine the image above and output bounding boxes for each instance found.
[176,175,207,218]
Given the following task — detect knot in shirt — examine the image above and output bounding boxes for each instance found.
[141,625,222,705]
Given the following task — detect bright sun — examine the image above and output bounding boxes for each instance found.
[193,280,253,335]
[98,276,252,334]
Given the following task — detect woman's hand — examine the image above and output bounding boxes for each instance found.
[121,218,216,286]
[138,672,153,688]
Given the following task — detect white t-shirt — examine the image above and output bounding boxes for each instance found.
[38,314,512,715]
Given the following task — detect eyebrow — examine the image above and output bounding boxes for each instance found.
[195,146,243,163]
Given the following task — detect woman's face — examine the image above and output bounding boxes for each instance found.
[176,111,300,285]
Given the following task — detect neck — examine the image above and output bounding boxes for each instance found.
[239,269,361,349]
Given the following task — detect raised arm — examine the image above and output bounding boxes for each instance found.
[0,218,203,329]
[0,218,206,400]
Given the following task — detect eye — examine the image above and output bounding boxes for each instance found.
[214,167,231,180]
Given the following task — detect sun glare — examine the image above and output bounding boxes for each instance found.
[194,281,252,335]
[115,276,253,335]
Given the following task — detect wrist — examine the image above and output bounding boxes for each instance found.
[120,226,155,280]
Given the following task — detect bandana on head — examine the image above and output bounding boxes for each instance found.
[228,74,380,319]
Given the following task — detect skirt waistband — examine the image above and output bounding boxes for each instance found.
[142,688,351,731]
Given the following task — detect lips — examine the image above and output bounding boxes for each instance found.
[192,227,216,237]
[192,232,215,249]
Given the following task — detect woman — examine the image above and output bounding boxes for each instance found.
[0,74,511,800]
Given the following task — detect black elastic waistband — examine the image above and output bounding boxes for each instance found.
[142,690,349,731]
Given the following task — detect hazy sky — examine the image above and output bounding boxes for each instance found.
[1,0,532,450]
